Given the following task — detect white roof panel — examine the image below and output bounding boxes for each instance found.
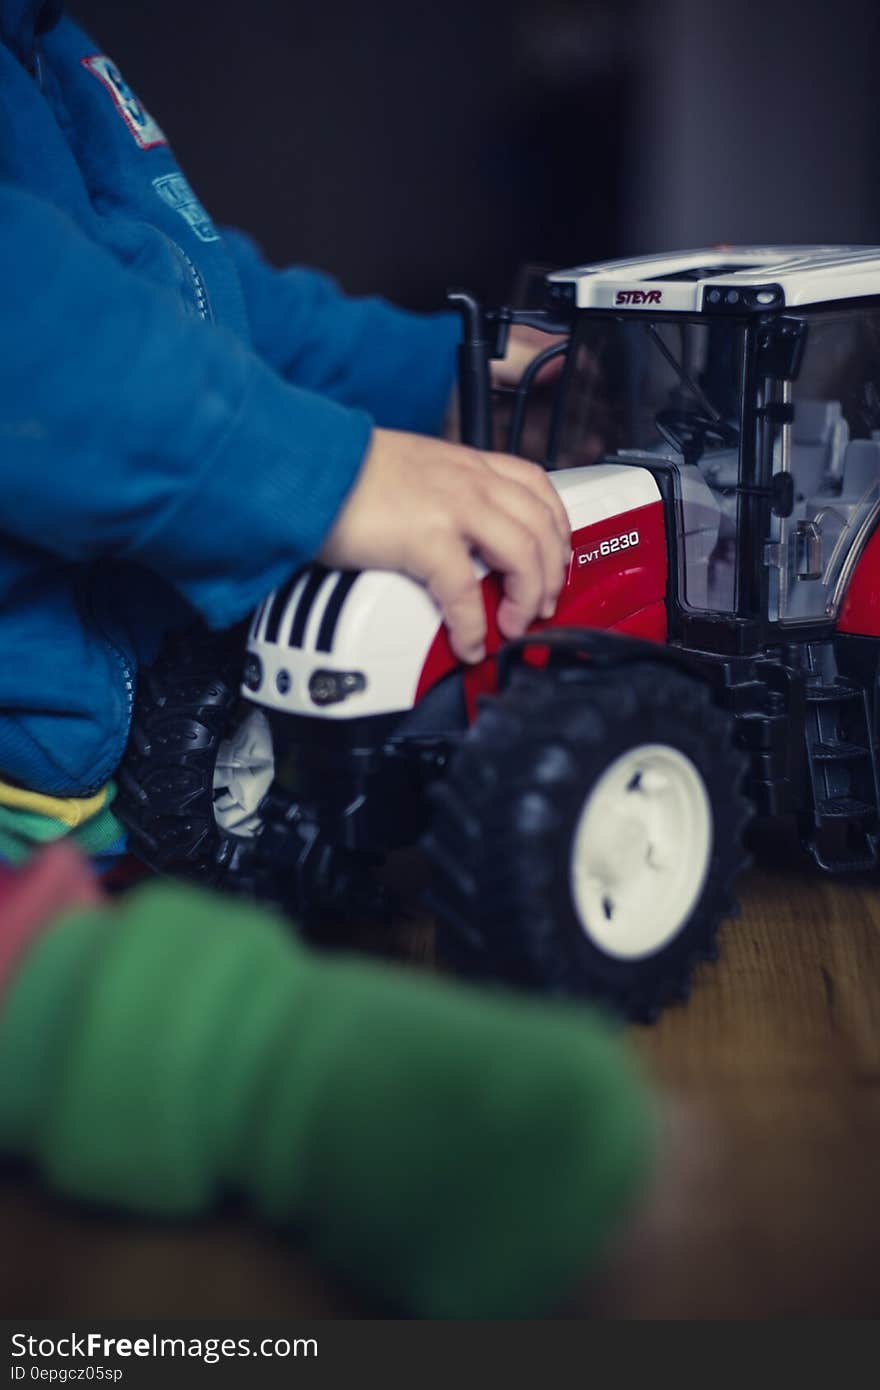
[548,246,880,312]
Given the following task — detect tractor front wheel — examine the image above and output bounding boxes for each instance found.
[115,622,271,888]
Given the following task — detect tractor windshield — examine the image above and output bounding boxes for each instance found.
[555,314,747,612]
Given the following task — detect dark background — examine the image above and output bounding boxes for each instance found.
[72,0,880,310]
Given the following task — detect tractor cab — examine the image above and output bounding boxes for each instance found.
[465,247,880,657]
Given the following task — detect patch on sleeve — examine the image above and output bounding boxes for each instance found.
[152,173,219,243]
[81,54,167,150]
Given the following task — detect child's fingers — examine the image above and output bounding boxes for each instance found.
[423,547,487,663]
[321,429,569,645]
[472,469,568,620]
[463,506,550,640]
[483,451,571,546]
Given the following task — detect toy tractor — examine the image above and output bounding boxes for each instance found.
[117,246,880,1020]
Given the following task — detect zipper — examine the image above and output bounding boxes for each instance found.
[79,629,137,798]
[32,45,209,324]
[110,642,137,724]
[171,240,213,323]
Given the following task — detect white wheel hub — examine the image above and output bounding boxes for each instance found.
[569,743,712,960]
[213,708,275,837]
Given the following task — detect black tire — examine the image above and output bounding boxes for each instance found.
[115,621,259,887]
[116,623,391,921]
[424,660,752,1021]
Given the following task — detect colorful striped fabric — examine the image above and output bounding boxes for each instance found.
[0,783,126,867]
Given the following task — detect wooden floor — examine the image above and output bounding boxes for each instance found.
[2,826,879,1320]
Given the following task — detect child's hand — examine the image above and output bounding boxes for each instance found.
[318,427,571,664]
[491,324,567,389]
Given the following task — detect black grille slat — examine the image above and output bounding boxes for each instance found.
[249,594,271,641]
[288,565,329,648]
[264,568,305,644]
[315,571,359,653]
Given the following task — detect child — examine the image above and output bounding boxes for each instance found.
[0,0,568,810]
[0,1,654,1317]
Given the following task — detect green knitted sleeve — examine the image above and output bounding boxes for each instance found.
[0,881,655,1318]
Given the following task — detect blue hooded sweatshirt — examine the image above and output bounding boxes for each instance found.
[0,0,459,796]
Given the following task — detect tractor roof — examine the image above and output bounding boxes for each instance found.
[547,246,880,315]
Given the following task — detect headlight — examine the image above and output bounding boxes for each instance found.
[308,669,367,706]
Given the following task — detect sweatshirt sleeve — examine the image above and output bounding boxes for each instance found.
[0,184,373,629]
[0,851,654,1319]
[222,227,460,436]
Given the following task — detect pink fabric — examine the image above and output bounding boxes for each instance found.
[0,843,105,999]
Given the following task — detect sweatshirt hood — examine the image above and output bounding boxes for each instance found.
[1,0,63,62]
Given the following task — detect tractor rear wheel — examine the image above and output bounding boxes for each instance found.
[424,660,752,1021]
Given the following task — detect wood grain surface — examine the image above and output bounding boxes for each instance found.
[2,826,878,1320]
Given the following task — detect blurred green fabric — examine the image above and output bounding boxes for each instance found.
[0,878,654,1317]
